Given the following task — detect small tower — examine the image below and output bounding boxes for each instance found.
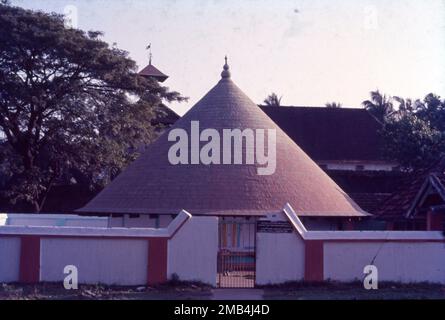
[138,45,169,82]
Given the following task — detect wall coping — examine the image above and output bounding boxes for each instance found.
[283,203,444,241]
[0,210,192,238]
[0,213,109,219]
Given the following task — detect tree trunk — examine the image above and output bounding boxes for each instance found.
[32,200,41,213]
[35,179,54,213]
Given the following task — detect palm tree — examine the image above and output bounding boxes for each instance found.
[264,93,282,107]
[362,90,394,123]
[392,96,415,118]
[325,102,342,108]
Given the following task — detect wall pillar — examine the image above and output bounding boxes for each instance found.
[147,237,168,285]
[426,211,444,231]
[304,240,324,282]
[19,236,40,283]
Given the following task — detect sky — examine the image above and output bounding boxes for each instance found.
[13,0,445,116]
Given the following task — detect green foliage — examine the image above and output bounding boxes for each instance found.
[378,93,445,170]
[382,114,445,169]
[0,5,186,211]
[362,90,394,123]
[325,102,342,108]
[263,93,282,107]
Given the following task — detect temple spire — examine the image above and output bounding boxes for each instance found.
[146,43,152,65]
[221,55,231,79]
[138,44,169,82]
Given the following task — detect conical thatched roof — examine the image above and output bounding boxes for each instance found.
[79,61,368,217]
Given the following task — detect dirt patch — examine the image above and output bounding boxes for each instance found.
[0,281,212,300]
[2,281,444,300]
[261,281,445,300]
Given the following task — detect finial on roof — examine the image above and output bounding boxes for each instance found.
[221,55,231,79]
[146,43,152,65]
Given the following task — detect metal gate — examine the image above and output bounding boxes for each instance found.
[217,217,256,288]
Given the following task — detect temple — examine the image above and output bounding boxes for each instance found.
[79,59,369,232]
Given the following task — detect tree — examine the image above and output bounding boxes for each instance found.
[380,93,445,169]
[0,5,186,211]
[392,96,415,118]
[382,114,445,169]
[415,93,445,132]
[264,93,282,107]
[325,102,342,108]
[362,90,394,123]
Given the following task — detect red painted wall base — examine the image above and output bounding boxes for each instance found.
[147,238,168,285]
[19,236,40,283]
[304,240,324,282]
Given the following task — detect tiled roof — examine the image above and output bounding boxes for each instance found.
[159,103,388,163]
[260,106,384,162]
[322,170,406,214]
[377,159,445,219]
[138,63,168,82]
[326,170,406,194]
[349,193,392,214]
[78,63,367,217]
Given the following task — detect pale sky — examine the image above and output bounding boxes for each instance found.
[14,0,445,115]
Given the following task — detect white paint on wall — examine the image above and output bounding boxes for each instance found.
[168,216,218,286]
[110,214,174,228]
[0,225,169,237]
[324,242,445,284]
[284,202,443,241]
[3,214,108,227]
[108,215,124,227]
[0,211,190,238]
[260,204,445,285]
[0,237,21,283]
[319,162,396,171]
[40,238,148,285]
[0,211,194,286]
[0,214,7,226]
[360,163,396,171]
[306,230,444,241]
[256,232,305,285]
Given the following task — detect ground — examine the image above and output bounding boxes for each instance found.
[1,281,444,300]
[261,281,445,300]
